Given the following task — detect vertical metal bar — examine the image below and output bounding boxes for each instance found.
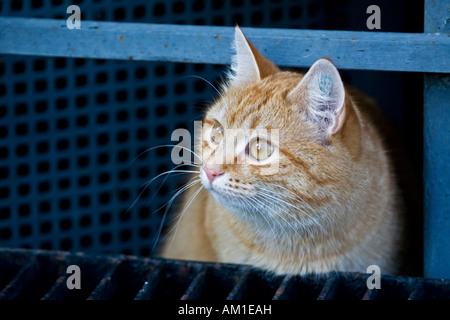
[424,0,450,34]
[423,0,450,279]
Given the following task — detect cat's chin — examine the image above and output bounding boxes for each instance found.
[208,187,248,213]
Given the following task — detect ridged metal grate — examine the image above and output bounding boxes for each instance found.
[0,248,448,300]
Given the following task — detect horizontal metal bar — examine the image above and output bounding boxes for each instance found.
[0,17,449,73]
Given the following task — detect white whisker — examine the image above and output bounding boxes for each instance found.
[130,144,203,164]
[127,163,200,212]
[181,75,222,96]
[166,184,204,248]
[151,179,201,253]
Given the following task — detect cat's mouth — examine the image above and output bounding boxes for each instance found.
[208,187,252,213]
[200,168,255,208]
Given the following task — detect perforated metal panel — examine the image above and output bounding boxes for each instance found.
[0,0,409,257]
[0,0,330,256]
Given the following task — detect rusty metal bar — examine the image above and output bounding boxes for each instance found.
[407,280,426,300]
[0,262,38,300]
[226,268,251,300]
[272,275,293,300]
[87,259,124,300]
[133,262,165,300]
[41,274,68,300]
[316,275,339,300]
[362,288,381,300]
[180,266,208,300]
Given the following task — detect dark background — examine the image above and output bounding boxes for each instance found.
[0,0,423,273]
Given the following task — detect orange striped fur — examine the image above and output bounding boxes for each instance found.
[160,27,404,275]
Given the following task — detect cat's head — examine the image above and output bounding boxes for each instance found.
[199,26,359,233]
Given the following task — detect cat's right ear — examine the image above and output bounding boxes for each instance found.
[228,26,279,85]
[287,58,346,143]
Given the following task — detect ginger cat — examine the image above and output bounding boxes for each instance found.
[160,27,404,276]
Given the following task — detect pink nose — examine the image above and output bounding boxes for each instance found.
[203,165,225,183]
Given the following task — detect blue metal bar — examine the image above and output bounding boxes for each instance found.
[423,0,450,279]
[0,17,449,73]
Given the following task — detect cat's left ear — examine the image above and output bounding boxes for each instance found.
[287,58,346,142]
[228,26,280,85]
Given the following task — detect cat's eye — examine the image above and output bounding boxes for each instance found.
[210,121,224,144]
[248,138,274,161]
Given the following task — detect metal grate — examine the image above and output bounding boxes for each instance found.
[0,248,449,300]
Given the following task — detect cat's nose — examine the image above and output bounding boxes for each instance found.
[203,164,225,183]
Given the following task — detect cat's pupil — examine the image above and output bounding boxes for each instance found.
[211,121,224,144]
[249,138,273,160]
